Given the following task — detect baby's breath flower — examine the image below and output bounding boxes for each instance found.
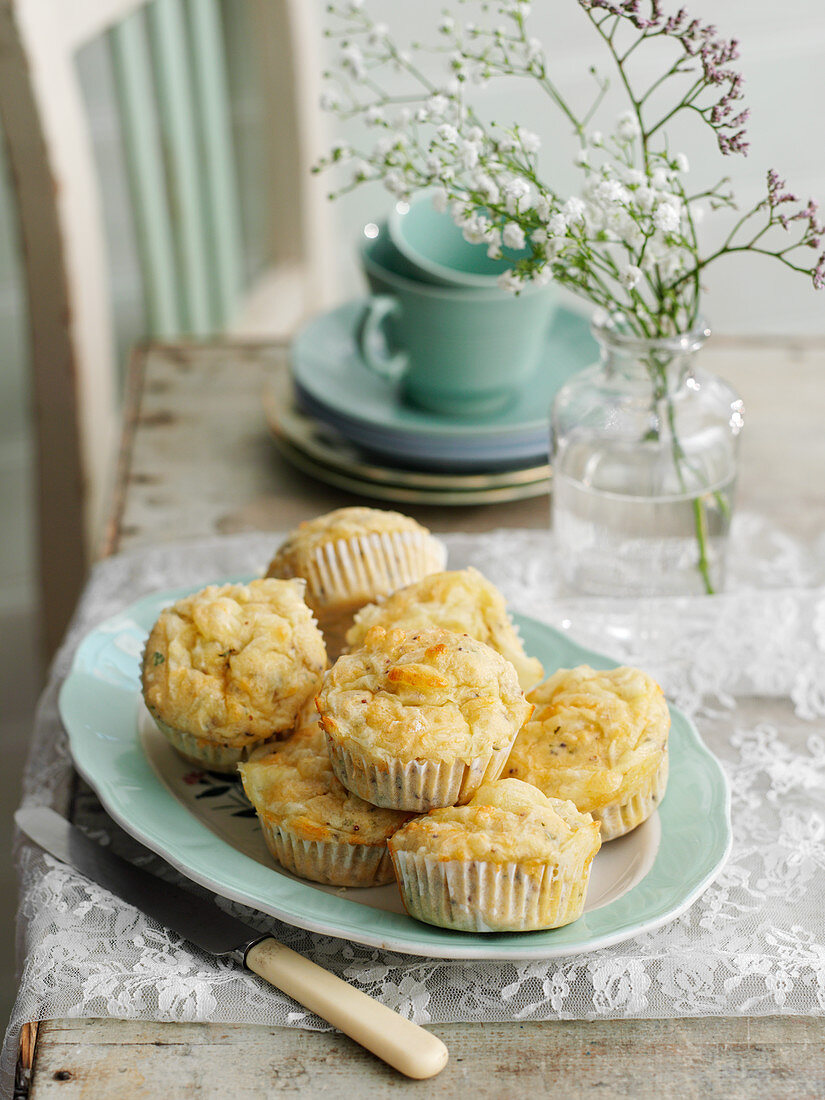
[436,123,459,144]
[462,213,490,244]
[651,168,670,190]
[616,111,641,142]
[675,153,690,173]
[340,43,365,81]
[621,168,645,187]
[620,263,642,289]
[520,129,541,154]
[383,170,407,197]
[432,187,449,213]
[460,140,480,169]
[535,195,552,221]
[503,177,530,214]
[427,94,450,120]
[653,201,682,234]
[635,186,657,214]
[594,179,630,206]
[563,197,586,224]
[497,269,525,292]
[473,172,500,203]
[502,222,527,250]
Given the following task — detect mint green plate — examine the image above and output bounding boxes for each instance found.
[290,300,597,469]
[59,581,731,960]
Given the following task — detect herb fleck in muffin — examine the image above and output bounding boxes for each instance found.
[142,578,327,773]
[265,507,446,659]
[239,721,412,887]
[389,778,601,932]
[506,665,670,840]
[346,567,543,692]
[316,625,532,812]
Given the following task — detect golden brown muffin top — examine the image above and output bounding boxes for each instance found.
[317,626,532,764]
[142,579,327,745]
[346,568,544,692]
[506,665,670,811]
[388,778,601,863]
[239,722,411,844]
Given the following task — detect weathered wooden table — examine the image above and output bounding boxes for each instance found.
[20,337,825,1098]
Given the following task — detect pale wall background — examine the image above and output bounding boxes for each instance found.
[0,0,823,1029]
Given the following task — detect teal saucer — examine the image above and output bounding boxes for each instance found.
[290,300,597,469]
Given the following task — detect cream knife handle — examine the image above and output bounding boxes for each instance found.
[244,938,448,1079]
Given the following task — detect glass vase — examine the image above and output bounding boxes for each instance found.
[551,312,744,597]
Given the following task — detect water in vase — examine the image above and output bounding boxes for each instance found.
[553,437,736,596]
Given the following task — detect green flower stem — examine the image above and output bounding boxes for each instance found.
[692,497,714,594]
[654,356,716,595]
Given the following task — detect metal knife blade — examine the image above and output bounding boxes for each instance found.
[15,806,263,957]
[15,804,450,1078]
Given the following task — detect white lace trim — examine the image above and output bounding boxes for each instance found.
[5,515,825,1089]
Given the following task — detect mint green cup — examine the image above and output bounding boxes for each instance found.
[388,191,532,288]
[358,232,556,417]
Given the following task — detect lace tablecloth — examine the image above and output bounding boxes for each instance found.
[5,516,825,1091]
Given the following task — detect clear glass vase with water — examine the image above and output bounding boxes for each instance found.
[551,313,744,596]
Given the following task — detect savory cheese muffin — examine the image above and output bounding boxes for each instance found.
[346,568,544,692]
[316,626,532,812]
[142,578,327,773]
[388,779,601,932]
[239,721,412,887]
[265,507,446,659]
[506,665,670,840]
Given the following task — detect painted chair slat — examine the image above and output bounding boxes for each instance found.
[110,10,181,336]
[146,0,213,335]
[185,0,243,327]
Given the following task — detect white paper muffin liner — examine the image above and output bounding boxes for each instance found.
[150,715,275,775]
[390,849,594,932]
[304,530,446,659]
[307,529,447,609]
[257,816,396,887]
[324,736,515,812]
[595,751,669,841]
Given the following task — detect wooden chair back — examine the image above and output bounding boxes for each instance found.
[0,0,333,652]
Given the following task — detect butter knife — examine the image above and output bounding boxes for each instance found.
[15,806,448,1080]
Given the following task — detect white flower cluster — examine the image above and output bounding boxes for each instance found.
[318,0,825,330]
[321,2,699,309]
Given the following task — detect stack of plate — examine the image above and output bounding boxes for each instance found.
[266,299,596,505]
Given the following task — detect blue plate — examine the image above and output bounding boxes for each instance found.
[59,579,731,960]
[290,300,597,471]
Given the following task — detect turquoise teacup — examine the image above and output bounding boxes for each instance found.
[388,191,532,288]
[358,230,556,417]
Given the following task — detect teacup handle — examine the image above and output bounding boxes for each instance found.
[356,295,408,380]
